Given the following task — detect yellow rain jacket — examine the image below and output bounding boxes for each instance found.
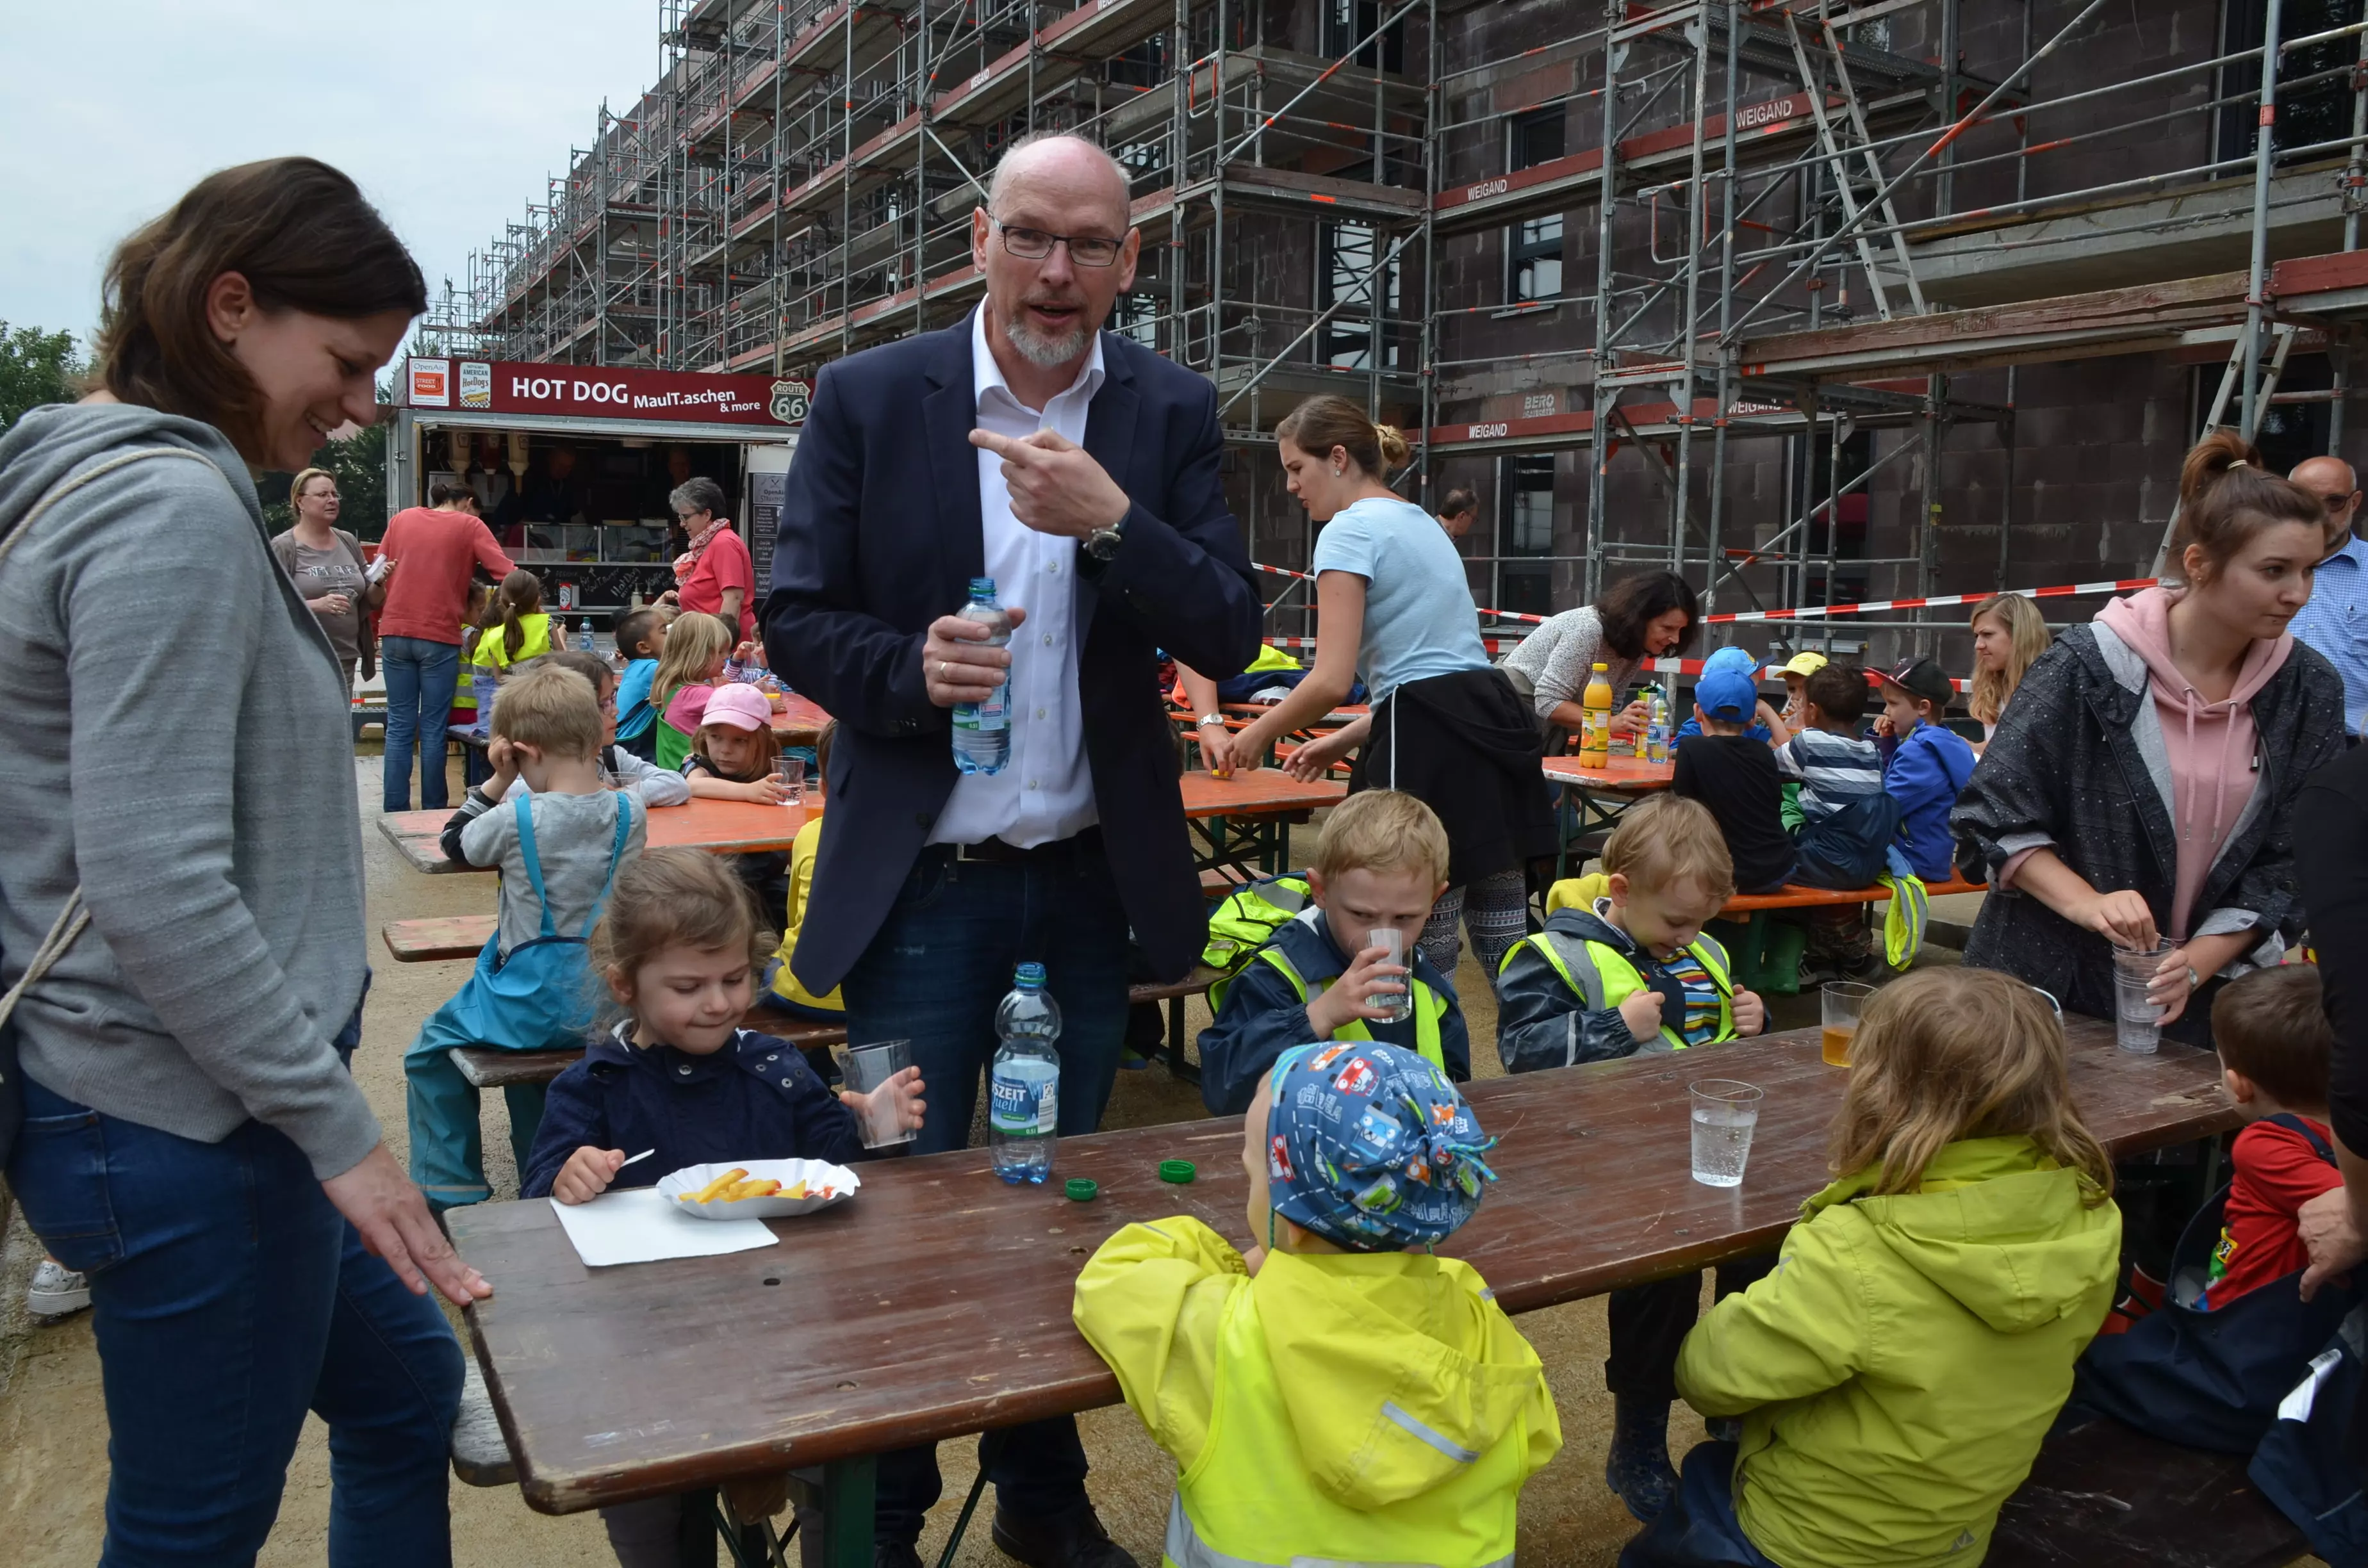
[1073,1216,1561,1568]
[1677,1136,2121,1568]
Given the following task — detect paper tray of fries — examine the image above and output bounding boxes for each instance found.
[659,1159,860,1220]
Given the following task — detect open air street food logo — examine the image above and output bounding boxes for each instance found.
[769,379,811,425]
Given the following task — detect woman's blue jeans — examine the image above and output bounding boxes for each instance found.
[8,1077,464,1567]
[381,635,461,812]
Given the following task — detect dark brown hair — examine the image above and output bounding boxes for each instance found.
[1276,395,1411,478]
[1595,571,1701,659]
[494,569,544,660]
[2171,431,2328,587]
[96,158,425,457]
[1804,662,1869,725]
[2214,965,2333,1109]
[593,849,766,1000]
[613,608,665,660]
[1438,487,1479,519]
[429,478,472,505]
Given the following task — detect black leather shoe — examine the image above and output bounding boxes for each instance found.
[873,1544,924,1568]
[990,1502,1139,1568]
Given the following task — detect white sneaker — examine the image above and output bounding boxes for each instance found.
[28,1259,90,1318]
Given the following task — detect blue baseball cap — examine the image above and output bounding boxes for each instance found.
[1700,645,1757,678]
[1694,664,1759,722]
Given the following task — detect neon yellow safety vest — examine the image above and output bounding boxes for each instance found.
[1256,946,1449,1075]
[1500,929,1734,1050]
[1161,1266,1525,1568]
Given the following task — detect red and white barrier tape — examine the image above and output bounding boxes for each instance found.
[1703,577,2160,625]
[1256,557,2158,635]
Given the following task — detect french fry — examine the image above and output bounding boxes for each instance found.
[689,1167,749,1204]
[721,1178,780,1202]
[782,1180,809,1200]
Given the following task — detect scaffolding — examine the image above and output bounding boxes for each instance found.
[464,0,2368,665]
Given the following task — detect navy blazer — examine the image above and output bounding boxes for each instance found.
[762,313,1263,995]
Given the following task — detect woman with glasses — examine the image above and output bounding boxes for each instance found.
[662,473,755,641]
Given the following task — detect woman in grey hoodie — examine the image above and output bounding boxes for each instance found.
[0,158,488,1565]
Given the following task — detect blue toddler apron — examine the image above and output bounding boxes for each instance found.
[404,792,633,1207]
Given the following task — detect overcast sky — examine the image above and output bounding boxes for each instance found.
[0,0,661,347]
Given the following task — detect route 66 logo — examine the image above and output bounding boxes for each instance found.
[769,379,811,424]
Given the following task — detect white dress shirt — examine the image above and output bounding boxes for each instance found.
[929,306,1105,849]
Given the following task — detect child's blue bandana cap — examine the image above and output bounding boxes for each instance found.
[1264,1041,1499,1252]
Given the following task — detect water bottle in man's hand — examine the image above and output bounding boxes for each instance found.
[951,576,1012,776]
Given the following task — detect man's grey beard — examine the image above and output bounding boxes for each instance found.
[1006,307,1094,368]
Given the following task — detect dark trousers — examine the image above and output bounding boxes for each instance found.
[1606,1257,1779,1402]
[1618,1443,1782,1567]
[841,835,1131,1542]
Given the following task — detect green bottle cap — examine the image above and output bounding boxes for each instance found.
[1158,1159,1196,1184]
[1064,1178,1098,1202]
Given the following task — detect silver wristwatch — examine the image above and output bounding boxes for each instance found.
[1084,515,1127,562]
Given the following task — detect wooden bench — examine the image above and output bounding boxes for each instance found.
[445,966,1226,1095]
[1721,872,1986,914]
[384,916,495,963]
[1988,1414,2307,1568]
[1710,876,1987,997]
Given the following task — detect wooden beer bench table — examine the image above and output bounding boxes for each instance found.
[447,1015,2234,1567]
[378,796,820,874]
[771,693,832,747]
[1178,767,1342,879]
[1542,753,1675,878]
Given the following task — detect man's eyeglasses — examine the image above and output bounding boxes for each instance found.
[992,218,1125,268]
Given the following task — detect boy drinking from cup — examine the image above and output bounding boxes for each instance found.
[1197,790,1472,1115]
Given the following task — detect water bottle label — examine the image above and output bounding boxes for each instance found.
[956,687,1010,733]
[989,1072,1057,1134]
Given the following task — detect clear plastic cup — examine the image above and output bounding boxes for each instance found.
[2112,943,2171,1054]
[771,755,806,804]
[1820,981,1877,1068]
[1690,1079,1764,1188]
[829,1039,916,1147]
[1364,927,1414,1024]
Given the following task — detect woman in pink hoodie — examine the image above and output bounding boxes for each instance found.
[1954,430,2346,1050]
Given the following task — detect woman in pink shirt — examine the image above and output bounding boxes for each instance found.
[661,475,754,641]
[1955,431,2346,1047]
[377,482,514,811]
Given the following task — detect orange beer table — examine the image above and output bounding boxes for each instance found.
[378,795,819,875]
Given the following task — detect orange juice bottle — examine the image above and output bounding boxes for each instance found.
[1581,662,1613,765]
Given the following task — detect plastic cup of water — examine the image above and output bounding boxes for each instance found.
[2112,943,2171,1055]
[1364,927,1414,1024]
[1820,981,1877,1068]
[829,1039,915,1147]
[771,755,806,804]
[1690,1079,1764,1188]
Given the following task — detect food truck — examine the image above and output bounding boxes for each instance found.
[388,357,807,619]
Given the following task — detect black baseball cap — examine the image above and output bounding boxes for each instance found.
[1882,656,1954,711]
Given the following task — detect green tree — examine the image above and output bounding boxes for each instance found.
[257,421,392,539]
[0,323,88,430]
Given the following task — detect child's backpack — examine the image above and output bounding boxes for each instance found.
[2072,1115,2358,1451]
[1201,871,1315,1011]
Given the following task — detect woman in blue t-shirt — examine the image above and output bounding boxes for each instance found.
[1232,395,1554,981]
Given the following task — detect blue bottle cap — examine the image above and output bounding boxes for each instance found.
[969,576,996,598]
[1014,961,1047,989]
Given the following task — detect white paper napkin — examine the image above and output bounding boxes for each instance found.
[550,1188,778,1268]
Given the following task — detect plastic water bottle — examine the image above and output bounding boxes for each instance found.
[951,576,1012,775]
[1645,691,1670,765]
[574,617,595,654]
[989,963,1061,1184]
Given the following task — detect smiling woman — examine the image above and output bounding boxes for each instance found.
[0,156,488,1564]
